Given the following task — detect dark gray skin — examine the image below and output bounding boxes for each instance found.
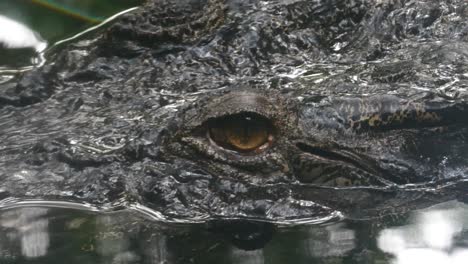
[0,0,468,222]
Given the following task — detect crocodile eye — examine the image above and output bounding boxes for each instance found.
[208,113,274,153]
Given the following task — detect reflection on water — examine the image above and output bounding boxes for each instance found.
[378,201,468,264]
[0,208,49,259]
[303,223,355,258]
[0,201,467,263]
[0,1,142,72]
[0,15,46,52]
[230,247,264,264]
[0,15,46,73]
[95,214,136,262]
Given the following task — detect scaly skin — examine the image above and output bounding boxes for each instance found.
[0,0,468,222]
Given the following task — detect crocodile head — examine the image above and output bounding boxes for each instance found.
[0,0,468,223]
[137,86,468,222]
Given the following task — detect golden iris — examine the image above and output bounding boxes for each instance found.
[208,113,274,153]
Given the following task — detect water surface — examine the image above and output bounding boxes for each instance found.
[1,201,468,264]
[0,0,142,71]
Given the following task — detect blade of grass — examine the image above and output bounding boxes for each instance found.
[30,0,104,23]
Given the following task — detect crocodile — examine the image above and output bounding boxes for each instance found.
[0,0,468,223]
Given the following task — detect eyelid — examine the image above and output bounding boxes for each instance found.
[182,92,282,131]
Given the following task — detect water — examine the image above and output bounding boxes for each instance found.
[0,0,141,71]
[1,0,468,263]
[0,200,467,263]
